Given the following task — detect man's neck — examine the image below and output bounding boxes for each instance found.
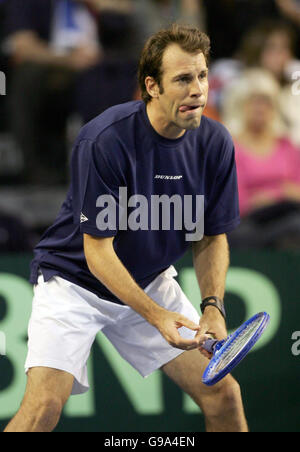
[146,102,185,139]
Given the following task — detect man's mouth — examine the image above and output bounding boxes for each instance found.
[179,105,203,113]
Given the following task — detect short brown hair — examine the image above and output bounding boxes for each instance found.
[138,23,211,104]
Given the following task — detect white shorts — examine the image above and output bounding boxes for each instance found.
[25,266,200,395]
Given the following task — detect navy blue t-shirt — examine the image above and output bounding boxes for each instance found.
[30,101,240,304]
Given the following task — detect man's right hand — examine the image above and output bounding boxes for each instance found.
[151,308,210,351]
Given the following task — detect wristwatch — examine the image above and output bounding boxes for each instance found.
[200,296,226,319]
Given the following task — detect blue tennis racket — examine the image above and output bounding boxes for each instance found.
[202,312,270,386]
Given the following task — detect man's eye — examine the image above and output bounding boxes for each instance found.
[179,77,190,83]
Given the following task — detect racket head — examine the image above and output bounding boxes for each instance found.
[202,312,270,386]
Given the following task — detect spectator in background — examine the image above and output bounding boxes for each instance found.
[237,20,300,146]
[208,19,300,145]
[75,1,207,122]
[134,0,206,40]
[203,0,282,61]
[4,0,206,184]
[276,0,300,26]
[222,69,300,250]
[81,0,137,58]
[132,0,206,102]
[74,0,139,123]
[5,0,102,185]
[237,20,299,87]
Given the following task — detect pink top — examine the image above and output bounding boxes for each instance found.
[235,137,300,216]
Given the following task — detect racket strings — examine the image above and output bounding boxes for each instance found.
[208,317,263,377]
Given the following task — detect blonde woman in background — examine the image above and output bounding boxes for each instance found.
[222,68,300,250]
[237,20,300,146]
[209,19,300,146]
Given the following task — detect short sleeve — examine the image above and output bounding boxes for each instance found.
[204,139,240,236]
[71,138,126,238]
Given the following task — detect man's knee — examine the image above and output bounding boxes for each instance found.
[200,376,243,416]
[35,393,64,416]
[18,367,74,430]
[21,391,64,426]
[12,391,65,432]
[216,377,242,407]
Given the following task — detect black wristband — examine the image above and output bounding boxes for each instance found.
[200,296,226,319]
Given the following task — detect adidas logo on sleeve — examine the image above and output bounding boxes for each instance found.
[80,213,89,223]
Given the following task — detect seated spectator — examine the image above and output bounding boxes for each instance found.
[203,0,281,61]
[222,69,300,250]
[74,0,139,123]
[75,1,206,122]
[239,19,300,146]
[237,20,299,86]
[131,0,207,104]
[208,19,300,145]
[134,0,206,42]
[276,0,300,26]
[5,0,102,184]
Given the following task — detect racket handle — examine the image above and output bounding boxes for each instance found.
[202,338,219,353]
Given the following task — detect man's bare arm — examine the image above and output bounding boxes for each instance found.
[84,234,209,350]
[193,234,229,300]
[192,234,229,350]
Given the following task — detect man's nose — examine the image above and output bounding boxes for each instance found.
[189,78,203,97]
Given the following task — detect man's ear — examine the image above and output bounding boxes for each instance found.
[145,76,159,99]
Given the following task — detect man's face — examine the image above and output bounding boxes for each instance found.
[149,44,209,138]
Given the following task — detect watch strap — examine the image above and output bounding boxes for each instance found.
[200,296,226,319]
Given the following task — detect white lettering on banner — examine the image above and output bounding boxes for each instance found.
[292,71,300,96]
[291,331,300,356]
[0,331,6,356]
[0,71,6,95]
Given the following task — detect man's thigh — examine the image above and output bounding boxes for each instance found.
[23,367,74,408]
[161,349,236,406]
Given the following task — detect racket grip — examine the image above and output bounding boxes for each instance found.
[202,338,219,353]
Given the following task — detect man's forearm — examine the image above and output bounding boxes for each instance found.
[192,234,229,300]
[84,235,164,325]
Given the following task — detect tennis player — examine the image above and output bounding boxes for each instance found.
[5,24,248,433]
